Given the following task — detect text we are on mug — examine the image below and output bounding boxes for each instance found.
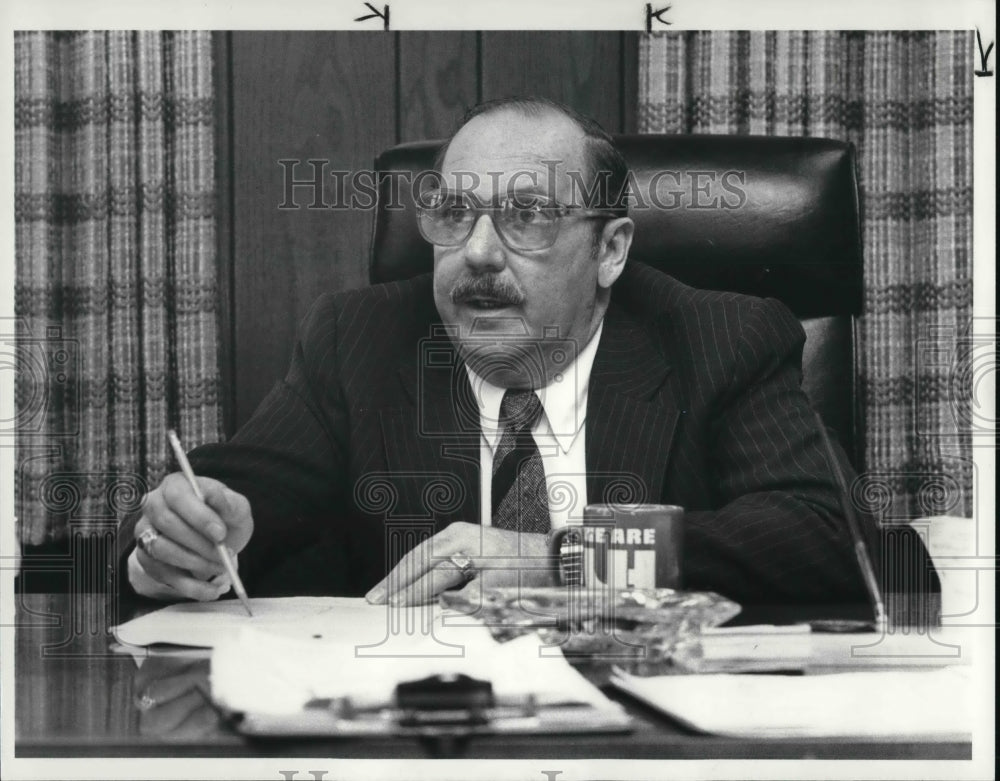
[549,504,684,590]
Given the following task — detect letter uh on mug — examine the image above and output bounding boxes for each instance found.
[549,504,683,590]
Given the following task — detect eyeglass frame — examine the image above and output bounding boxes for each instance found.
[415,189,624,253]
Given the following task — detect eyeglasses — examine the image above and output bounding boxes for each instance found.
[416,189,619,252]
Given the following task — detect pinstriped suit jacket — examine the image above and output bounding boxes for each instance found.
[120,261,875,604]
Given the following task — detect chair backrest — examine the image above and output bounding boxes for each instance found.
[369,135,863,465]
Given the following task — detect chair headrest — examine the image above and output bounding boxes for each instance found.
[370,135,862,318]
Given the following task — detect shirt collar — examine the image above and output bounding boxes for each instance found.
[466,320,604,455]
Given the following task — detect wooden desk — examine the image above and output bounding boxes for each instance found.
[14,592,973,760]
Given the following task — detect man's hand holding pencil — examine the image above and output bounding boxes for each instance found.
[130,436,254,607]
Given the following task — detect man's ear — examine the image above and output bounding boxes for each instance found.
[596,217,635,289]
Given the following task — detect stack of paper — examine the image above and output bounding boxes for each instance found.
[212,625,617,716]
[114,597,625,719]
[610,666,972,738]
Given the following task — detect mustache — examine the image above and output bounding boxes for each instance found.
[450,275,525,306]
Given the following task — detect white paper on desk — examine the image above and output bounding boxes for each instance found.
[211,625,618,716]
[610,666,972,738]
[113,597,413,649]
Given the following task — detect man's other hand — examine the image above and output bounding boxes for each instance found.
[364,521,553,606]
[129,473,253,601]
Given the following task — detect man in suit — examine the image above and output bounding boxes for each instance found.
[119,97,874,607]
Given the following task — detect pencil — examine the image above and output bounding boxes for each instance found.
[167,429,253,617]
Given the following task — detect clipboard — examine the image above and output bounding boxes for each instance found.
[232,673,633,738]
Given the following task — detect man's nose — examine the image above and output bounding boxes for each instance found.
[462,213,506,270]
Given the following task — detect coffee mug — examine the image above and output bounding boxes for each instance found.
[549,504,684,589]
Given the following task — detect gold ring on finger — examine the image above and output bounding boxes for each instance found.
[137,528,159,557]
[447,553,477,583]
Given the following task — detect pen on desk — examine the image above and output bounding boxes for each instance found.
[167,429,253,617]
[812,411,886,632]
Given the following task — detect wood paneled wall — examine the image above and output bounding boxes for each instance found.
[217,31,638,432]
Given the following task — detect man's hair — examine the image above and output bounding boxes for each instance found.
[433,96,631,216]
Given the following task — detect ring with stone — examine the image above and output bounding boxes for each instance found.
[137,528,159,557]
[135,692,157,711]
[448,553,477,583]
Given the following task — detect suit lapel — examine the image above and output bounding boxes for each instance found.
[586,305,680,506]
[380,327,480,532]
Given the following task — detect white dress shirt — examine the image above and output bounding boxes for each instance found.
[468,320,603,531]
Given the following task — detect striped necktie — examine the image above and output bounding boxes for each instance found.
[491,389,550,533]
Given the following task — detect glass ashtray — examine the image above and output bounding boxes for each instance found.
[440,586,741,662]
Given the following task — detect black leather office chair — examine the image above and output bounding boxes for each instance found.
[370,135,863,467]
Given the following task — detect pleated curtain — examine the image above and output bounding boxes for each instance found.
[14,31,222,544]
[639,31,973,519]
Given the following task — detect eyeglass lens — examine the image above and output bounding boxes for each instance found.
[417,193,561,251]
